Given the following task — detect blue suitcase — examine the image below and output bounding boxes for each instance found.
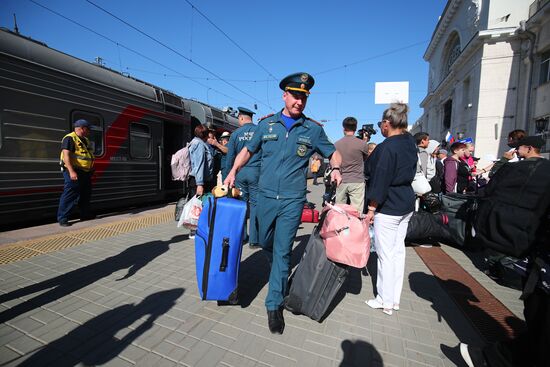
[195,196,247,302]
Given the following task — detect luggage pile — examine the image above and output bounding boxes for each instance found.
[189,187,372,322]
[405,193,479,248]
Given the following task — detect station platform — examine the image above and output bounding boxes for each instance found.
[0,183,526,366]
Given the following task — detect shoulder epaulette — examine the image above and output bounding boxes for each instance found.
[307,117,323,127]
[257,113,275,122]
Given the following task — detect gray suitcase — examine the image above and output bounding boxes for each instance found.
[284,226,349,321]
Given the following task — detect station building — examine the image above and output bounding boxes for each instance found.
[412,0,550,164]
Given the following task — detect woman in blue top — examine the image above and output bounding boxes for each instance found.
[364,103,417,316]
[187,124,214,238]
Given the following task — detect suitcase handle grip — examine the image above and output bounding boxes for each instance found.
[219,237,230,272]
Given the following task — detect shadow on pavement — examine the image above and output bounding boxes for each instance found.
[364,252,378,298]
[339,339,383,367]
[15,288,184,367]
[409,271,527,345]
[237,233,309,308]
[0,234,186,323]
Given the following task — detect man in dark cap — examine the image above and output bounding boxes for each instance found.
[226,107,261,248]
[224,72,342,334]
[57,119,95,226]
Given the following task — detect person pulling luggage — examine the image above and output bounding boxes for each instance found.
[224,72,342,334]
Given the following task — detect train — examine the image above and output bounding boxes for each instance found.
[0,28,241,228]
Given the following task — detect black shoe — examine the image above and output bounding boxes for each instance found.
[249,243,261,249]
[59,222,71,227]
[267,309,284,334]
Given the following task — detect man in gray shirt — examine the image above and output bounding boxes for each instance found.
[334,117,369,213]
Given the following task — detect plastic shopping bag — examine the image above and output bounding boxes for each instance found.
[177,196,203,230]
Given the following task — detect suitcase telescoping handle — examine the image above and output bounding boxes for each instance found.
[219,237,230,272]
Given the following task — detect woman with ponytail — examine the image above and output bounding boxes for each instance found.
[364,103,417,316]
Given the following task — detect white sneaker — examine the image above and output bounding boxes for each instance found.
[365,299,383,309]
[366,299,393,315]
[393,304,400,311]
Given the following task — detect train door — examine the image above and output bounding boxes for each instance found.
[162,120,187,198]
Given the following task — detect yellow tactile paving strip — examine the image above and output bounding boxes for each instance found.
[0,210,172,265]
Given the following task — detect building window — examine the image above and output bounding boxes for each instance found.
[71,111,104,156]
[540,50,550,85]
[443,100,453,130]
[463,77,471,107]
[442,32,461,79]
[130,123,151,159]
[535,117,549,153]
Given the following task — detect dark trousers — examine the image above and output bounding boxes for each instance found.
[236,166,259,244]
[186,176,214,199]
[57,169,93,223]
[484,288,550,366]
[312,171,319,185]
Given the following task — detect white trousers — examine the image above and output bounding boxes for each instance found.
[373,211,413,309]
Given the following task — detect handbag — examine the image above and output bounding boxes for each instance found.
[320,203,370,268]
[301,202,319,223]
[412,171,431,195]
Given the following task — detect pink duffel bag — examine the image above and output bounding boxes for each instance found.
[319,203,370,268]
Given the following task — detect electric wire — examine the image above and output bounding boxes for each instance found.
[314,40,429,75]
[85,0,274,110]
[184,0,278,82]
[28,0,251,106]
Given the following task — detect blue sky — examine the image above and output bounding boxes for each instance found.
[0,0,447,143]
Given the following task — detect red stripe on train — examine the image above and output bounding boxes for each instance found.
[0,105,188,196]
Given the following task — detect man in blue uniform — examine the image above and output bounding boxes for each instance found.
[226,107,261,249]
[224,72,342,334]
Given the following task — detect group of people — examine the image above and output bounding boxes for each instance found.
[183,107,260,244]
[56,71,549,366]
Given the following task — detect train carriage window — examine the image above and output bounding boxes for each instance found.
[71,111,104,156]
[130,123,151,159]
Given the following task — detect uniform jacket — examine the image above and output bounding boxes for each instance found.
[246,111,335,199]
[226,123,261,172]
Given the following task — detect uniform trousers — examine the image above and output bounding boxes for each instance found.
[57,169,93,223]
[236,166,260,245]
[373,211,413,309]
[336,182,365,213]
[256,194,304,311]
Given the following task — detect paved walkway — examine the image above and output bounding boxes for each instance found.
[0,183,524,366]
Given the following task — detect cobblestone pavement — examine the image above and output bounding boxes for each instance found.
[0,183,523,366]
